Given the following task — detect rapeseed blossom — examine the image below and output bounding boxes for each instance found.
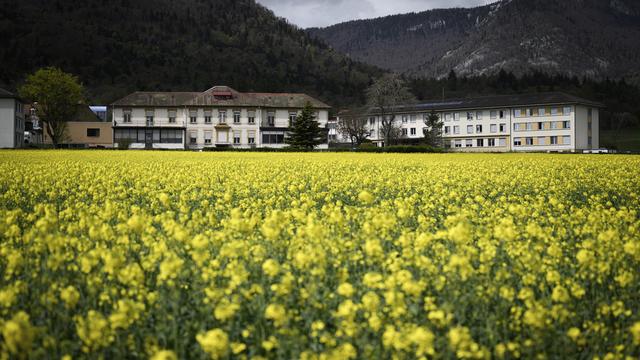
[0,150,639,358]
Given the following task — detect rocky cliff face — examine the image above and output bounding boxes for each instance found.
[309,0,640,81]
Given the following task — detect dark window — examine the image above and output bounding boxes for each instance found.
[262,133,285,144]
[87,128,100,137]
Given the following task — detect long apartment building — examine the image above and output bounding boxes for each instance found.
[365,92,601,152]
[111,86,330,150]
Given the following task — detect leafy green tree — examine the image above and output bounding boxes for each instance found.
[423,110,444,147]
[286,102,326,150]
[19,67,84,148]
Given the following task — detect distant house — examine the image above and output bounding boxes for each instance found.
[364,92,601,152]
[111,86,331,150]
[0,88,26,149]
[42,105,114,148]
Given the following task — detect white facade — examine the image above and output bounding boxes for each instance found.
[364,95,601,152]
[112,87,330,150]
[0,97,25,149]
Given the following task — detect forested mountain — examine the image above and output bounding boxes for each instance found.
[0,0,381,105]
[309,0,640,82]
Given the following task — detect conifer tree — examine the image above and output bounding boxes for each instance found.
[286,102,326,150]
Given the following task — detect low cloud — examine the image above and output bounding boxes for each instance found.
[256,0,488,28]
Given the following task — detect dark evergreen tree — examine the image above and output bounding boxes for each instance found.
[423,110,444,147]
[286,102,326,150]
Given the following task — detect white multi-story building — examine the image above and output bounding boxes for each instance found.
[0,88,25,149]
[364,92,601,152]
[111,86,331,150]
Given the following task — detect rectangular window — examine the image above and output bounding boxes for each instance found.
[402,128,408,136]
[160,129,182,143]
[234,112,241,124]
[248,110,256,124]
[248,131,256,144]
[537,122,543,130]
[488,138,496,147]
[219,110,227,124]
[588,136,592,147]
[538,137,546,145]
[204,131,212,145]
[289,112,297,126]
[402,115,408,123]
[233,131,241,144]
[410,128,416,135]
[563,136,571,145]
[467,125,473,134]
[455,140,462,148]
[204,110,212,124]
[262,132,285,144]
[477,139,484,147]
[123,109,132,123]
[490,124,497,133]
[551,122,559,130]
[514,123,521,131]
[499,110,505,119]
[563,121,570,129]
[465,139,473,147]
[476,111,483,120]
[445,113,452,122]
[551,107,559,116]
[190,110,198,124]
[410,114,416,123]
[454,113,460,121]
[538,108,545,116]
[514,109,522,118]
[499,138,506,147]
[514,138,522,146]
[86,128,100,137]
[563,106,571,116]
[168,109,177,124]
[526,137,533,146]
[476,125,482,133]
[268,112,275,126]
[189,131,197,144]
[499,123,506,133]
[444,126,450,135]
[550,136,558,145]
[145,109,154,126]
[525,123,533,131]
[467,112,474,120]
[525,108,533,117]
[453,126,460,135]
[490,110,497,119]
[369,117,375,125]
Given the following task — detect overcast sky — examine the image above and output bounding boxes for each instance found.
[255,0,489,28]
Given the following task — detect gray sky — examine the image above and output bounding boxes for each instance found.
[255,0,489,28]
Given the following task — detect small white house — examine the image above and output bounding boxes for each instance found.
[0,88,25,149]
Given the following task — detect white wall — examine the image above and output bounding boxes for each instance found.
[0,99,16,148]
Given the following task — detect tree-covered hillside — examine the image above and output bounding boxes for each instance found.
[0,0,381,106]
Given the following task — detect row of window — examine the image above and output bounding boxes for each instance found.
[514,106,572,118]
[189,130,257,145]
[445,110,507,122]
[444,123,507,135]
[513,121,571,131]
[114,129,183,143]
[449,138,508,148]
[513,136,571,146]
[122,109,306,125]
[401,128,418,136]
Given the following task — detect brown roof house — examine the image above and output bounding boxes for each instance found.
[42,104,113,148]
[111,86,331,150]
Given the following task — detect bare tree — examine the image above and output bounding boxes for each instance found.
[337,108,370,147]
[366,74,415,147]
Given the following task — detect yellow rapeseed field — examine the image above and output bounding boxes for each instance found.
[1,150,639,359]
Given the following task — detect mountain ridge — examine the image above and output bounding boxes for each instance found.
[308,0,640,82]
[0,0,382,106]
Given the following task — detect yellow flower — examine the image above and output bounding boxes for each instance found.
[262,259,280,277]
[214,298,240,322]
[337,282,355,297]
[265,303,287,326]
[2,311,34,355]
[150,350,177,360]
[196,329,229,359]
[60,286,80,309]
[630,322,640,345]
[358,191,374,204]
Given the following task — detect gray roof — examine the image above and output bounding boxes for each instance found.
[382,92,604,113]
[0,88,20,99]
[111,86,331,109]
